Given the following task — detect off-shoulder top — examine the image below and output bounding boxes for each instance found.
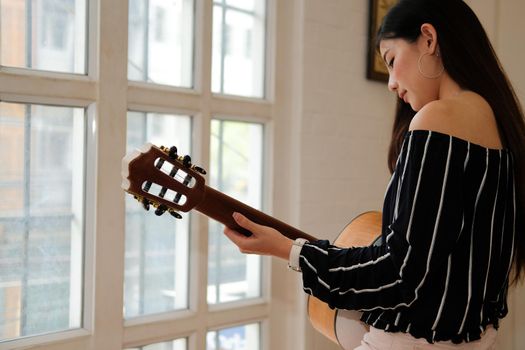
[299,129,516,344]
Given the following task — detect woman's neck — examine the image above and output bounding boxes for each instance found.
[438,74,465,100]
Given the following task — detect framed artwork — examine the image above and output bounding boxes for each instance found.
[367,0,397,82]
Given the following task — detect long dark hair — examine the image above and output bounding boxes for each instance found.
[376,0,525,284]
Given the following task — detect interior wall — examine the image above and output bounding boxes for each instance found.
[479,0,525,348]
[291,0,525,349]
[298,0,394,349]
[298,0,393,239]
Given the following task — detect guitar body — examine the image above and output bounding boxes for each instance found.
[307,211,382,349]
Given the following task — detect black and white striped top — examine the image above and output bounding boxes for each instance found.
[300,130,516,344]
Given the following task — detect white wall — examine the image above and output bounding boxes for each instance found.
[299,0,393,238]
[298,1,394,349]
[277,0,525,349]
[473,0,525,348]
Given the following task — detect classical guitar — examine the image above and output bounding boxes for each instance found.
[121,143,382,349]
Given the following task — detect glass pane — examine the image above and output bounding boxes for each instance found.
[0,102,85,341]
[0,0,87,74]
[125,337,187,350]
[207,120,263,304]
[212,0,266,98]
[207,323,260,350]
[128,0,195,87]
[124,111,191,319]
[224,0,256,12]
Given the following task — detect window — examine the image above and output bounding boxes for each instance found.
[212,0,267,98]
[0,0,280,349]
[0,102,85,340]
[0,0,87,74]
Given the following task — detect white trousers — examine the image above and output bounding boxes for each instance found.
[355,326,497,350]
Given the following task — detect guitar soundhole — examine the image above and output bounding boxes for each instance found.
[142,181,188,206]
[155,157,196,188]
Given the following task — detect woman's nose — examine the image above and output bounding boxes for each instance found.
[387,75,398,92]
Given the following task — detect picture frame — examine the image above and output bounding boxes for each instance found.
[367,0,397,82]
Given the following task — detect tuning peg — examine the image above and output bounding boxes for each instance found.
[169,210,183,219]
[168,146,178,159]
[182,155,192,167]
[192,165,207,175]
[142,198,151,211]
[155,204,168,216]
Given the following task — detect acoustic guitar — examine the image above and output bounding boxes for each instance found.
[121,143,382,349]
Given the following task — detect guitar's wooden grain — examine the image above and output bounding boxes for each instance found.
[307,211,382,347]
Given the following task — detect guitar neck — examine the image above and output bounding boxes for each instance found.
[195,186,318,242]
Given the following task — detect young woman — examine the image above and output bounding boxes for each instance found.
[223,0,525,348]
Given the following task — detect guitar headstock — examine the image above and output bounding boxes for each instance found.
[121,143,207,218]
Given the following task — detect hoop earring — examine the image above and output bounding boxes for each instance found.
[418,52,444,79]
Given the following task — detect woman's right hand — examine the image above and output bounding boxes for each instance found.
[223,212,294,261]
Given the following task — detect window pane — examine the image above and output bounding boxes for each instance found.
[0,0,87,74]
[212,0,266,98]
[124,112,191,319]
[225,0,256,12]
[207,120,263,304]
[207,323,260,350]
[125,337,187,350]
[128,0,195,87]
[0,102,85,341]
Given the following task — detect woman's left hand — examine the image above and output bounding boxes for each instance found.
[223,212,293,260]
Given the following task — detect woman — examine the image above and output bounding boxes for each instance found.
[223,0,525,348]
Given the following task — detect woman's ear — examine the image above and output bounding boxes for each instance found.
[420,23,439,54]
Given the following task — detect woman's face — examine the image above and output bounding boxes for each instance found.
[379,36,442,111]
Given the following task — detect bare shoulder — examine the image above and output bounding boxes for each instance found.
[409,91,503,149]
[409,99,454,132]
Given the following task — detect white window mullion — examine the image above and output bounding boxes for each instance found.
[190,117,212,350]
[210,95,272,121]
[124,315,198,347]
[91,0,128,349]
[69,109,85,328]
[127,84,202,112]
[193,0,214,348]
[0,70,96,103]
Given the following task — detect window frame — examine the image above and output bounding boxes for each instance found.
[0,0,284,349]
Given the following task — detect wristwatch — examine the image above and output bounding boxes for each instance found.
[288,238,309,272]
